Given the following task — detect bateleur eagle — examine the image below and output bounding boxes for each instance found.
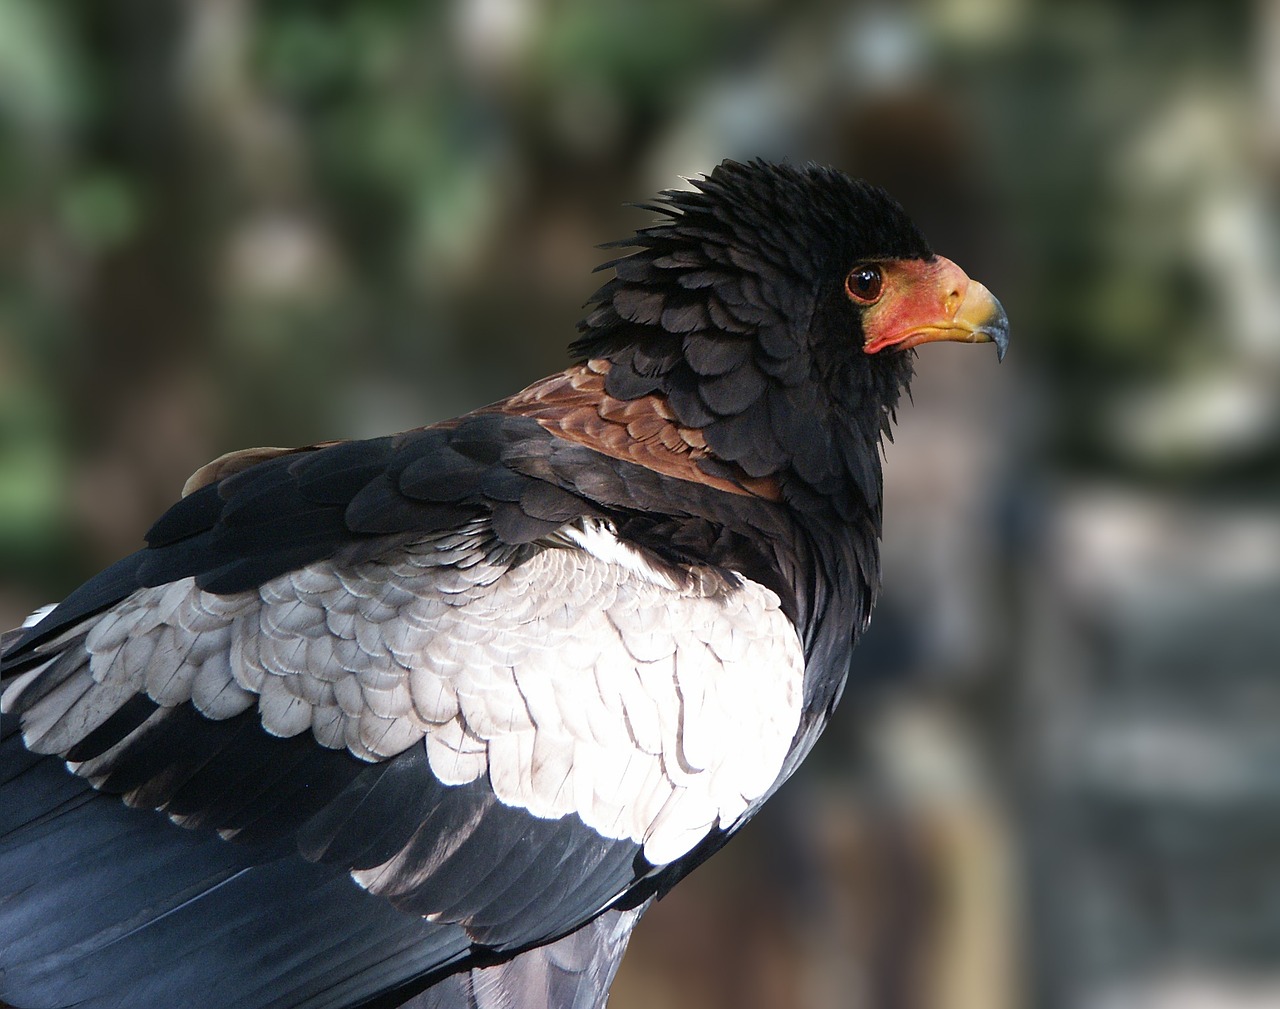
[0,159,1008,1009]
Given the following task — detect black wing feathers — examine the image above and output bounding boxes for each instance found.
[4,713,477,1009]
[147,480,225,545]
[291,438,399,504]
[295,747,647,949]
[2,418,590,663]
[61,692,160,762]
[3,554,144,664]
[297,756,435,868]
[1,706,650,1009]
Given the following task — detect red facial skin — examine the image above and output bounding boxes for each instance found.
[855,256,1008,358]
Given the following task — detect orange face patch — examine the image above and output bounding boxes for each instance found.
[858,256,1008,359]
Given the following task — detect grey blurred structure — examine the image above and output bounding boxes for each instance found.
[1023,489,1280,1009]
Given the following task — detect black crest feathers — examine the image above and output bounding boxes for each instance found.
[573,159,929,517]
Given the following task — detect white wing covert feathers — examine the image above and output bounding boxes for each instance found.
[5,519,804,867]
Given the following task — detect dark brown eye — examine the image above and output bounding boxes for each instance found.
[845,265,883,303]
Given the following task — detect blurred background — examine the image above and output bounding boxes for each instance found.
[1,1,1278,1007]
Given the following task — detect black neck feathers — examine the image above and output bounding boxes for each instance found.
[572,159,925,527]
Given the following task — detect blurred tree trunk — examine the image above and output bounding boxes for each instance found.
[68,0,220,561]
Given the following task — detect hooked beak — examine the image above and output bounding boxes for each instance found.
[862,256,1009,362]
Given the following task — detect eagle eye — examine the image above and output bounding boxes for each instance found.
[845,265,883,304]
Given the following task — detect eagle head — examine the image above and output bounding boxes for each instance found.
[572,159,1009,523]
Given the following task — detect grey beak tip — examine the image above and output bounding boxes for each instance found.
[986,300,1010,363]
